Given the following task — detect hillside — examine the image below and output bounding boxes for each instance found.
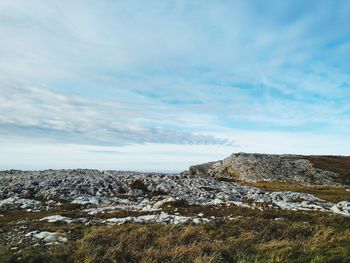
[188,153,350,186]
[1,154,350,262]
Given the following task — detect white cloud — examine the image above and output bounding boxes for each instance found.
[1,131,349,172]
[0,80,233,146]
[1,1,350,170]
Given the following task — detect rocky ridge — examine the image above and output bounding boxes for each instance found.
[1,154,350,249]
[0,168,349,218]
[187,152,348,185]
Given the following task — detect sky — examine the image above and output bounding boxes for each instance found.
[1,0,350,172]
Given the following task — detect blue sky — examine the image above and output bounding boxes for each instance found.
[1,0,350,171]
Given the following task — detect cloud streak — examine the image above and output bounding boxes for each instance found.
[1,0,350,169]
[0,82,233,146]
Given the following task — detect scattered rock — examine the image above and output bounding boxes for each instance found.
[0,162,349,231]
[25,231,67,243]
[330,201,350,217]
[39,215,73,223]
[0,197,41,210]
[104,212,210,225]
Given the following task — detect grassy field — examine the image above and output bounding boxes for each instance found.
[1,205,350,263]
[1,179,349,263]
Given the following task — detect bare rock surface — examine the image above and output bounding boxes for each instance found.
[104,212,211,225]
[187,153,344,186]
[1,162,350,249]
[1,152,349,249]
[0,168,348,218]
[25,231,67,243]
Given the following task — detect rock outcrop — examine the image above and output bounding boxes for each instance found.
[187,153,349,186]
[0,168,349,218]
[1,156,350,252]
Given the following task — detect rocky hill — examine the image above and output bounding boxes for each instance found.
[187,153,350,186]
[0,155,350,262]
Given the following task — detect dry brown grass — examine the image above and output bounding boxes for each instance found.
[302,155,350,185]
[236,181,350,202]
[1,209,350,263]
[71,212,350,263]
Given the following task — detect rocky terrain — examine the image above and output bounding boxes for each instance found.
[188,152,350,185]
[0,153,350,262]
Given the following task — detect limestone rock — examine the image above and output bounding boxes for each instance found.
[186,153,342,186]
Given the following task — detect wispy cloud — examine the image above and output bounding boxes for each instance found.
[1,0,350,170]
[0,81,233,146]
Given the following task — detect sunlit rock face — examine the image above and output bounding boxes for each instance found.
[187,153,342,186]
